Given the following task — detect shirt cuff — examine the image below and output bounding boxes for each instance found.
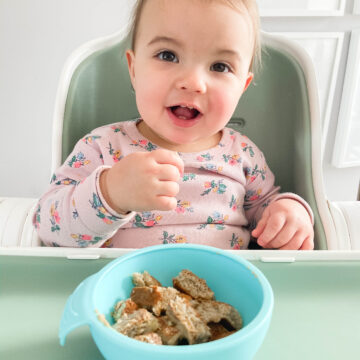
[73,166,135,235]
[95,165,136,220]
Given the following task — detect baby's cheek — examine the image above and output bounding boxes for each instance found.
[211,90,240,122]
[135,69,163,107]
[136,84,160,117]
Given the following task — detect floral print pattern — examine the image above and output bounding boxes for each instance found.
[198,212,229,230]
[54,178,79,186]
[133,212,162,228]
[83,135,101,145]
[175,200,194,214]
[229,195,241,211]
[229,233,244,250]
[34,204,41,229]
[241,142,255,157]
[183,173,196,182]
[223,154,242,165]
[71,233,103,247]
[161,231,187,244]
[34,121,309,250]
[244,189,263,210]
[50,201,61,233]
[199,164,223,173]
[68,152,90,168]
[89,193,119,225]
[111,125,126,135]
[71,198,79,220]
[245,165,266,183]
[131,139,157,152]
[196,153,213,162]
[201,179,227,196]
[107,142,122,162]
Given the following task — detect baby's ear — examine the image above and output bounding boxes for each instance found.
[126,49,136,89]
[243,72,253,93]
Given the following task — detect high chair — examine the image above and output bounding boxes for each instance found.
[0,29,357,250]
[1,28,360,360]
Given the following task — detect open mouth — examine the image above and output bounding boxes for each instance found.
[169,105,201,120]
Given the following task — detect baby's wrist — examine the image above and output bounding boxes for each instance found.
[99,168,131,215]
[275,198,312,223]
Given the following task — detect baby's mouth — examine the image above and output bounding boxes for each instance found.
[169,105,201,120]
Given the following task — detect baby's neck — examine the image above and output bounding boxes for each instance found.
[136,120,222,153]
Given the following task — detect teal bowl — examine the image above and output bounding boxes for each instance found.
[59,244,273,360]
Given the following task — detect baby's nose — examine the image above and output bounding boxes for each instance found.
[175,69,207,94]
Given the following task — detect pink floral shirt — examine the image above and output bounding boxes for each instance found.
[33,119,313,249]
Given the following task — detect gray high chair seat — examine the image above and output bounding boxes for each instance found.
[49,30,337,250]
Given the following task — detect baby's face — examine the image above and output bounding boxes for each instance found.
[127,0,254,151]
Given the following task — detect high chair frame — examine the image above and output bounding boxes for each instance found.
[2,27,360,360]
[49,28,338,250]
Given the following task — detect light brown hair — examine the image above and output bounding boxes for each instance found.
[128,0,261,73]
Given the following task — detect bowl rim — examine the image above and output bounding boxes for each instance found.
[89,244,274,353]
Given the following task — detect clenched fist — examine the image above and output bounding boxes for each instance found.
[100,149,184,214]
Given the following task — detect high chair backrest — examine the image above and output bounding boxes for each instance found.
[52,30,338,250]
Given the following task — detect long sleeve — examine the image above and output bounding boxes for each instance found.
[33,133,134,247]
[32,121,313,249]
[241,138,314,230]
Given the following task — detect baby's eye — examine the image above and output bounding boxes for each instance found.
[211,62,231,73]
[156,51,178,63]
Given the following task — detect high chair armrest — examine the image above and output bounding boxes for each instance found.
[0,197,41,247]
[328,201,360,250]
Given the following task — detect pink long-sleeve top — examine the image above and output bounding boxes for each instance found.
[33,119,313,249]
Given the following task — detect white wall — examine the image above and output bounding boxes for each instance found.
[0,0,359,200]
[261,4,360,202]
[0,0,135,198]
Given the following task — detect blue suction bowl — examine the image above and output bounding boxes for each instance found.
[60,244,273,360]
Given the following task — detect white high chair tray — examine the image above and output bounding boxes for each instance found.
[1,249,360,359]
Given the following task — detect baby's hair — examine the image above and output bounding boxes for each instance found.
[128,0,261,74]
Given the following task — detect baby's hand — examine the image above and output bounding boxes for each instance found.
[251,199,314,250]
[100,149,184,214]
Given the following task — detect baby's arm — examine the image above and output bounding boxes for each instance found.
[34,134,134,247]
[34,133,184,247]
[242,140,314,250]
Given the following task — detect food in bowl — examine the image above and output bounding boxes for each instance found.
[97,269,243,345]
[59,244,274,360]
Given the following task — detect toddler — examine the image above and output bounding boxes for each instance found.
[34,0,314,250]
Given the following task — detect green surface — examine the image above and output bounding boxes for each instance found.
[61,36,326,249]
[1,256,359,359]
